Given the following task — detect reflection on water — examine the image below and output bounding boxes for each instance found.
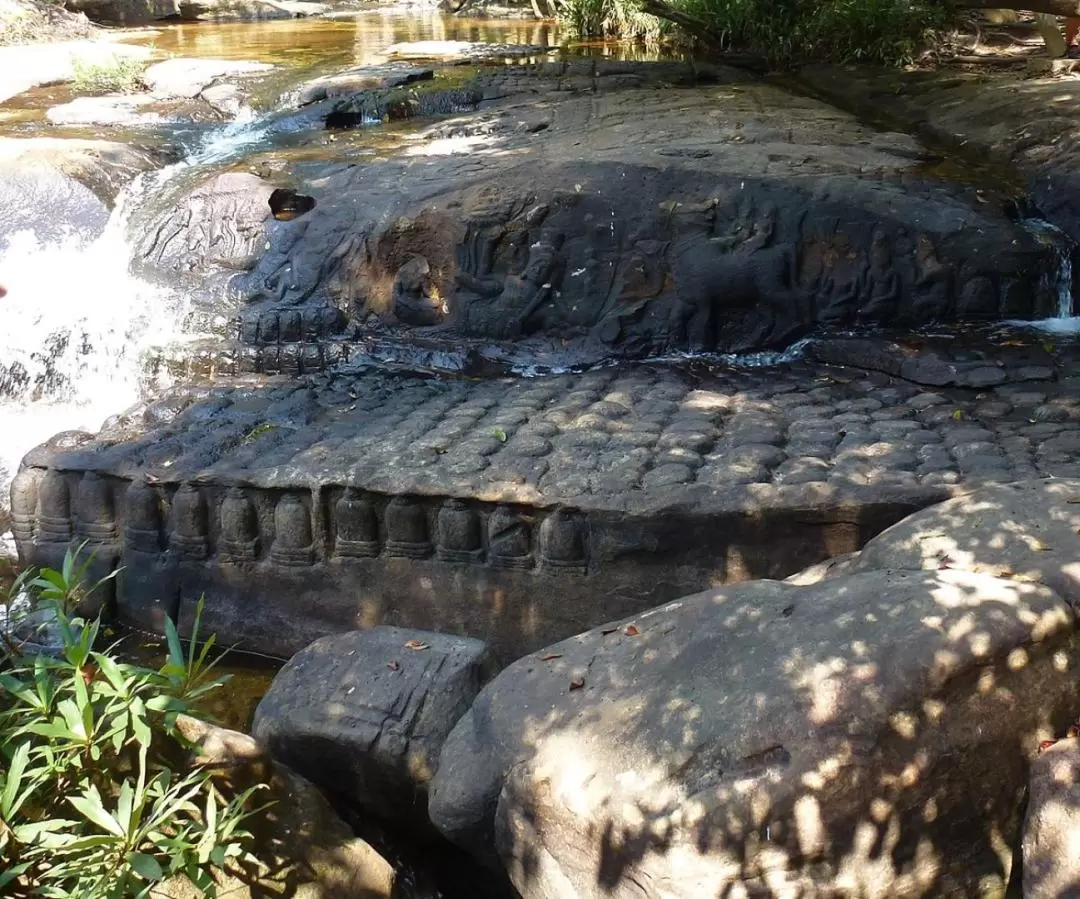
[148,10,562,68]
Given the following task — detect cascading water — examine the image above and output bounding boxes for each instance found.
[0,111,271,529]
[1013,217,1079,331]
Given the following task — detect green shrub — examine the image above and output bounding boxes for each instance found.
[0,549,265,898]
[71,55,147,95]
[556,0,947,66]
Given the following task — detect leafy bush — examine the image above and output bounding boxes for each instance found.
[71,55,146,95]
[556,0,667,41]
[0,550,265,898]
[557,0,947,66]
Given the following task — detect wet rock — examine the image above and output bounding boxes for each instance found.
[228,74,1055,365]
[252,627,497,835]
[153,715,397,898]
[1023,738,1080,899]
[143,56,271,99]
[289,63,434,107]
[46,92,224,126]
[429,567,1079,896]
[0,136,171,250]
[134,171,274,279]
[384,40,558,63]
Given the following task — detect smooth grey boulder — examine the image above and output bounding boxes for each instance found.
[0,136,169,250]
[850,479,1080,608]
[143,57,271,99]
[429,568,1080,897]
[1023,737,1080,899]
[253,626,497,835]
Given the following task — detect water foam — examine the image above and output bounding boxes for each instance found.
[0,114,273,523]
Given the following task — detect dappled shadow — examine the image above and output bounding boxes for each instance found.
[432,480,1080,897]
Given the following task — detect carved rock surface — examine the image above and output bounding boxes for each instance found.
[252,627,497,835]
[1023,738,1080,899]
[430,563,1080,898]
[224,65,1055,365]
[134,170,274,279]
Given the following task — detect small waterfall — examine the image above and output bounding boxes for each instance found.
[0,112,273,526]
[1014,218,1079,331]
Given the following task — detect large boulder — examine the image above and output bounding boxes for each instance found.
[252,627,497,836]
[849,479,1080,606]
[0,136,170,250]
[429,565,1080,897]
[154,715,397,899]
[0,39,148,103]
[1023,738,1080,899]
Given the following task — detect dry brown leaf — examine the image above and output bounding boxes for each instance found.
[404,639,430,650]
[387,660,401,671]
[569,676,585,691]
[624,624,641,637]
[540,653,563,661]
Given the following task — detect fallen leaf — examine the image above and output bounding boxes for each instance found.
[491,427,507,443]
[569,676,585,691]
[1031,539,1052,552]
[951,409,965,421]
[540,653,563,661]
[1000,340,1028,348]
[387,660,401,671]
[1040,739,1058,753]
[404,639,430,651]
[601,626,618,635]
[1068,498,1080,504]
[624,624,641,637]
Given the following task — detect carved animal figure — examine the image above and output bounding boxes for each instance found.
[667,205,807,350]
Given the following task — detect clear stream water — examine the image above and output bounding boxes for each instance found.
[0,11,588,522]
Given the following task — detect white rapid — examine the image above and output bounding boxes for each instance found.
[0,114,270,527]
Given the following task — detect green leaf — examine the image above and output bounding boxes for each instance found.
[164,616,185,672]
[117,780,135,834]
[69,789,125,837]
[1,741,30,816]
[128,852,163,882]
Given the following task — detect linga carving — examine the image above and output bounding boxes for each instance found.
[124,479,162,554]
[219,487,259,563]
[334,489,380,558]
[169,483,209,560]
[14,472,590,576]
[270,493,314,567]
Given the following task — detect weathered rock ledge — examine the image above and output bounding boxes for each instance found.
[134,59,1063,376]
[793,64,1080,248]
[13,355,1080,660]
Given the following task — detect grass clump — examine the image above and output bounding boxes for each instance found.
[72,54,147,94]
[0,547,266,897]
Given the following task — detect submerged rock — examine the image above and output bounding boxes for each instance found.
[430,561,1080,897]
[252,627,497,836]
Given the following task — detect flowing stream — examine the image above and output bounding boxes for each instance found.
[0,11,575,528]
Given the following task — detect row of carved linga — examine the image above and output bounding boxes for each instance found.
[9,469,588,571]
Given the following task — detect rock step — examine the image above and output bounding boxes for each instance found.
[13,361,1080,660]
